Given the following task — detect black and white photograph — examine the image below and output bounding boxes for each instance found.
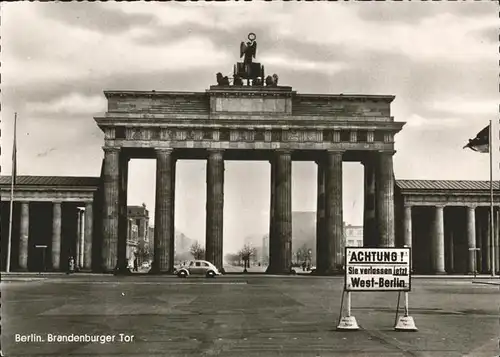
[1,2,499,356]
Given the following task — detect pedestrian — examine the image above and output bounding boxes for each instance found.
[133,257,138,272]
[67,256,75,275]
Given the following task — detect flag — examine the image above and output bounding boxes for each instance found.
[12,113,17,185]
[463,124,489,153]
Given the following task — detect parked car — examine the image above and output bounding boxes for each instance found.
[141,261,151,269]
[176,260,221,278]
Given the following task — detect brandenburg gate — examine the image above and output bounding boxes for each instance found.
[94,34,405,274]
[96,88,403,274]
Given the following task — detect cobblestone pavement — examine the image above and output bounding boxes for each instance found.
[1,275,499,356]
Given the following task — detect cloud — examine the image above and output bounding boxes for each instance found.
[356,1,497,24]
[271,5,497,63]
[404,114,464,128]
[472,25,499,44]
[27,93,107,116]
[260,55,348,75]
[40,2,158,34]
[426,99,499,116]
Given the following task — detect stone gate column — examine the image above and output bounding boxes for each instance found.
[152,148,175,274]
[19,202,29,271]
[432,205,445,274]
[170,157,177,271]
[51,202,62,271]
[362,156,377,247]
[325,150,343,273]
[205,149,224,271]
[272,149,292,273]
[83,201,93,271]
[116,154,129,274]
[102,147,120,272]
[375,151,395,247]
[466,206,476,273]
[315,157,327,274]
[267,157,277,273]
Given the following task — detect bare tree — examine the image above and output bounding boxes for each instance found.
[238,244,257,271]
[136,240,152,265]
[189,241,205,260]
[295,243,311,266]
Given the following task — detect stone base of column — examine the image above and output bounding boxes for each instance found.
[148,269,175,275]
[311,268,343,276]
[113,266,133,275]
[265,265,295,275]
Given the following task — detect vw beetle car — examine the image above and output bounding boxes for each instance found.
[176,260,221,278]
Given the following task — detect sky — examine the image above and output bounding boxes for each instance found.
[1,2,499,254]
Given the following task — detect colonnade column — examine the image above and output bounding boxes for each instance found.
[495,208,500,273]
[446,216,454,273]
[270,149,292,274]
[362,156,378,247]
[432,205,445,274]
[315,158,327,274]
[484,211,491,273]
[78,209,84,269]
[403,205,412,270]
[51,202,62,270]
[325,150,343,273]
[101,147,120,272]
[205,149,224,271]
[152,148,175,274]
[375,151,395,247]
[18,202,29,271]
[76,210,81,269]
[83,201,93,271]
[466,206,476,274]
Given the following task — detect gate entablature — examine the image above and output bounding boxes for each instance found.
[95,88,404,154]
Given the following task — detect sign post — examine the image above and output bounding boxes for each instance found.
[338,247,417,331]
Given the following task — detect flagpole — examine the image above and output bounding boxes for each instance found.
[6,113,17,273]
[489,119,496,277]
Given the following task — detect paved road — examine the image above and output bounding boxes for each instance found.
[1,275,499,356]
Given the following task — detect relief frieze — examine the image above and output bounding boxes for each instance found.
[115,126,387,145]
[287,130,300,142]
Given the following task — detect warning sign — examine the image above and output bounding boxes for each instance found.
[345,247,411,292]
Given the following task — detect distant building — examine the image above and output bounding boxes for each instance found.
[127,204,151,264]
[127,204,150,244]
[126,218,139,261]
[262,234,269,265]
[344,224,363,247]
